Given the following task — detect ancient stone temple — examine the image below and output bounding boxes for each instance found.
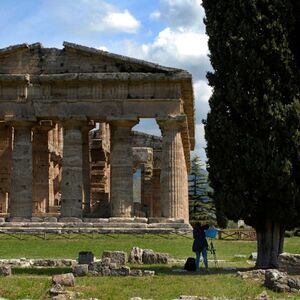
[0,42,195,224]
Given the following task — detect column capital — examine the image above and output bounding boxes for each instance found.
[156,115,186,131]
[108,117,139,129]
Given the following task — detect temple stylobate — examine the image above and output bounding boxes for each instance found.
[0,42,195,224]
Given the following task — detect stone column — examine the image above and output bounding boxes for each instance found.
[10,121,34,218]
[32,121,53,213]
[110,119,138,217]
[0,124,12,213]
[60,120,86,218]
[158,116,188,220]
[152,169,162,217]
[82,124,94,215]
[48,123,63,210]
[141,163,153,217]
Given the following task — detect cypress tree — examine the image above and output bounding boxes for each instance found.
[202,0,300,268]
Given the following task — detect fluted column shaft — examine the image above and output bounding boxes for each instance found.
[110,119,138,217]
[82,125,94,215]
[0,124,12,213]
[32,122,53,213]
[10,122,34,218]
[60,121,85,218]
[158,118,187,220]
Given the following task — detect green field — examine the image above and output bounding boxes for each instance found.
[0,234,299,300]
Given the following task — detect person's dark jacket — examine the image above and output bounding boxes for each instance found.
[192,224,209,252]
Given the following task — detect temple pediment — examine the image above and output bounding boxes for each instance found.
[0,42,187,75]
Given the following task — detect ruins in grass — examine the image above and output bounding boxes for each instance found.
[0,42,195,223]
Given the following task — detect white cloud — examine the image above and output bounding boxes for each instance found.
[29,0,141,37]
[150,0,205,31]
[195,123,207,162]
[194,80,212,123]
[150,10,161,20]
[118,27,210,81]
[144,27,208,57]
[90,9,140,33]
[98,46,108,51]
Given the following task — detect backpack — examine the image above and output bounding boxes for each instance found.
[184,257,196,271]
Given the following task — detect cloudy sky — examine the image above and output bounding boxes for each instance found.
[0,0,212,162]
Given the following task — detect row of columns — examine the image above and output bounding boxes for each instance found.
[0,117,189,221]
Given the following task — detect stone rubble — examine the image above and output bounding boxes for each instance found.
[102,250,127,266]
[238,268,300,293]
[278,252,300,275]
[129,246,170,264]
[71,251,155,278]
[264,269,300,293]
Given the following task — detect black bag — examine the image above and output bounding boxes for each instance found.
[184,257,196,271]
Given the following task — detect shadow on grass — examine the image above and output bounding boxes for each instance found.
[132,264,255,276]
[12,267,72,276]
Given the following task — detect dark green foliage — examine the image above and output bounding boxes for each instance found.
[188,156,216,223]
[202,0,300,230]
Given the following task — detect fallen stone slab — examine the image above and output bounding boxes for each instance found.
[52,273,75,287]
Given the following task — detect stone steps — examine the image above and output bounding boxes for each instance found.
[0,222,192,234]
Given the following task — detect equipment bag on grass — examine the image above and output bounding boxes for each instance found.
[184,257,196,271]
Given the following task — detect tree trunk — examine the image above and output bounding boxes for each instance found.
[256,219,285,268]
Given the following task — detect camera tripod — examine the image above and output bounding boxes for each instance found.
[208,239,219,268]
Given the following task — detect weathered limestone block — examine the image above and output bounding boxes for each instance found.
[44,217,58,222]
[278,253,300,275]
[52,273,75,287]
[142,270,155,276]
[83,218,109,223]
[0,265,11,276]
[129,247,144,264]
[130,269,143,276]
[59,217,83,223]
[142,249,170,264]
[111,266,130,276]
[73,264,89,276]
[88,261,103,274]
[102,251,127,267]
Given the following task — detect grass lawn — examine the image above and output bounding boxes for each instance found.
[0,234,299,299]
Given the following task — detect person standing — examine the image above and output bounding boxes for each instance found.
[192,222,209,271]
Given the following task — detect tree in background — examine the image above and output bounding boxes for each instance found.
[202,0,300,268]
[188,156,215,223]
